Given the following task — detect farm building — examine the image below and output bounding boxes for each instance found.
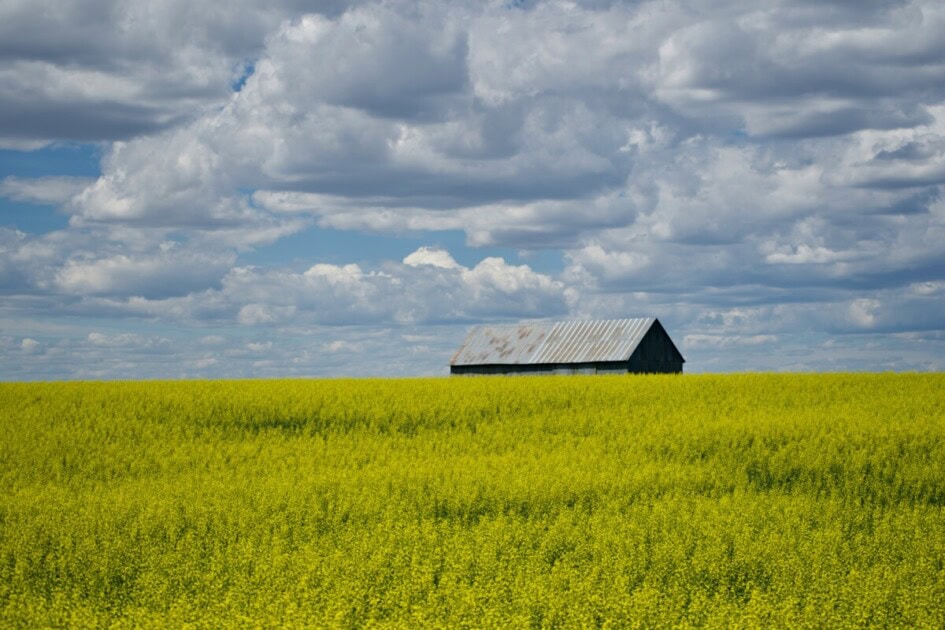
[450,318,685,376]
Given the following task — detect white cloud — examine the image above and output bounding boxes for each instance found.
[0,0,364,146]
[20,338,40,353]
[32,245,568,332]
[652,3,945,138]
[460,257,566,306]
[237,304,297,326]
[403,247,460,269]
[912,281,945,296]
[86,332,169,348]
[0,176,96,205]
[683,334,778,349]
[50,1,945,284]
[564,244,650,285]
[323,340,362,354]
[849,298,881,329]
[190,356,218,370]
[54,248,234,298]
[221,247,570,326]
[763,245,851,266]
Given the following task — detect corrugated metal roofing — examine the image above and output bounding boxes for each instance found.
[450,318,657,366]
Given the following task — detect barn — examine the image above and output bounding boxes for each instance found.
[450,318,685,376]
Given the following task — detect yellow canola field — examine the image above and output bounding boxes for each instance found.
[1,373,944,627]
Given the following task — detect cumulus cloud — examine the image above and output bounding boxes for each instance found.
[683,334,778,349]
[0,176,95,205]
[236,303,298,326]
[20,338,40,353]
[30,245,568,331]
[86,331,170,350]
[652,3,945,138]
[54,248,234,298]
[57,0,945,260]
[0,0,369,147]
[403,246,461,269]
[63,3,640,234]
[0,226,240,301]
[219,247,570,326]
[848,298,881,329]
[3,0,945,378]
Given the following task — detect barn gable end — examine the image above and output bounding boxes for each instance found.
[626,318,685,374]
[450,318,685,376]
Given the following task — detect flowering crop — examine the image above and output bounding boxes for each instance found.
[1,374,944,626]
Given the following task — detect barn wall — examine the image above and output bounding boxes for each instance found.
[449,359,682,376]
[450,361,631,376]
[626,321,684,374]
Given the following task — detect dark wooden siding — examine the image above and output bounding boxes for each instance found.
[625,319,684,374]
[450,361,639,376]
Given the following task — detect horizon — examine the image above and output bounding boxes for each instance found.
[1,370,934,385]
[2,0,945,380]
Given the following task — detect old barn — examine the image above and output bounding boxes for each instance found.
[450,318,685,376]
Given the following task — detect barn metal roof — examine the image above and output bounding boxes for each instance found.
[450,318,659,366]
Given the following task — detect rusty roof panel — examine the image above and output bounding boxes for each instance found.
[450,318,656,366]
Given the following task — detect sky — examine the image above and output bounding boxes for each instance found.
[2,0,945,380]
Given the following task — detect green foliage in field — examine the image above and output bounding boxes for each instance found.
[1,374,944,627]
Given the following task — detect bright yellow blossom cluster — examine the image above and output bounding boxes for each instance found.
[1,374,944,626]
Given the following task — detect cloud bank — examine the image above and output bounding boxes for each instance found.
[2,0,944,378]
